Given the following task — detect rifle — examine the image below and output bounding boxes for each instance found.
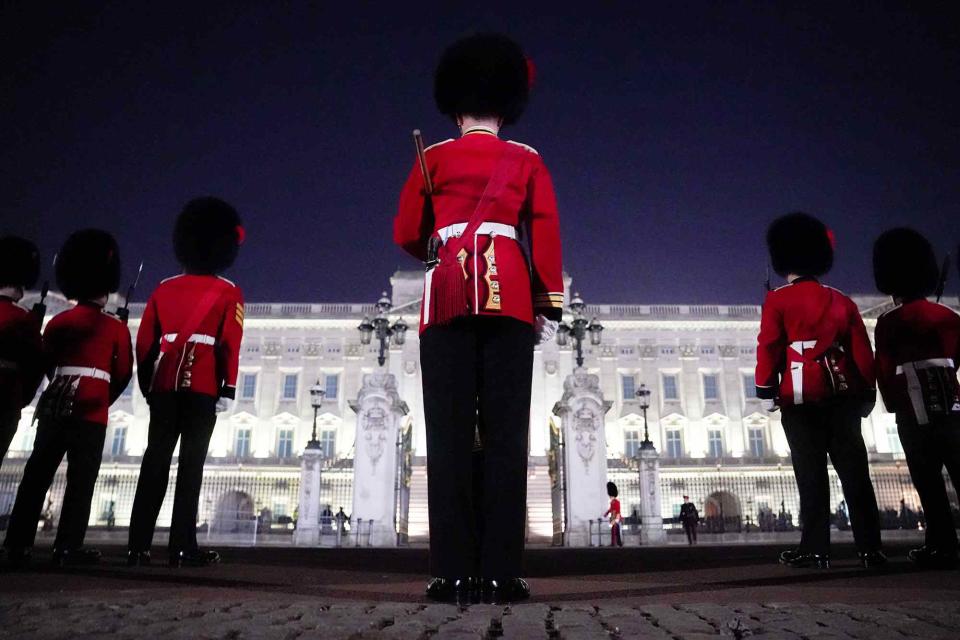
[764,264,772,294]
[413,129,440,269]
[116,261,143,324]
[935,253,950,303]
[30,252,56,319]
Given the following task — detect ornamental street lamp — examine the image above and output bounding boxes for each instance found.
[307,381,326,450]
[556,292,603,367]
[635,383,654,450]
[358,291,409,367]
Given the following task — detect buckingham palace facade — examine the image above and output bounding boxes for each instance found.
[1,270,951,543]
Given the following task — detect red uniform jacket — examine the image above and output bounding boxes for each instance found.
[605,497,622,524]
[874,299,960,422]
[756,278,875,407]
[0,297,44,414]
[137,274,244,399]
[40,302,133,426]
[394,128,564,331]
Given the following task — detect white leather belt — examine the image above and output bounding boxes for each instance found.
[0,359,17,371]
[895,358,954,375]
[164,333,216,346]
[55,366,111,382]
[437,222,517,245]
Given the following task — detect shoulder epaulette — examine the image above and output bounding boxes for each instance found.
[101,309,124,323]
[506,140,539,155]
[160,274,185,284]
[217,275,237,288]
[424,139,454,153]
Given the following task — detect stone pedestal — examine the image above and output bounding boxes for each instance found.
[349,373,409,547]
[638,444,666,545]
[552,370,613,546]
[293,445,323,546]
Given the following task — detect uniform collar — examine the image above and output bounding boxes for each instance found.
[789,276,819,284]
[462,125,499,137]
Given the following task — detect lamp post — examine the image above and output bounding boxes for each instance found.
[307,381,326,450]
[556,292,603,368]
[636,383,654,450]
[358,291,408,367]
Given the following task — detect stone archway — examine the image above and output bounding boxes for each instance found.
[213,490,255,533]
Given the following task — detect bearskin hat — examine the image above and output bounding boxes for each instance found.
[173,197,243,274]
[607,481,619,498]
[872,228,939,299]
[766,212,834,278]
[56,229,121,301]
[435,33,530,126]
[0,235,41,289]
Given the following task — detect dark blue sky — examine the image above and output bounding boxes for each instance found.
[2,2,957,304]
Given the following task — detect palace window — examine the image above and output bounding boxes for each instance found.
[277,429,294,459]
[320,430,336,459]
[324,374,339,400]
[235,429,252,457]
[282,374,298,400]
[743,374,757,399]
[748,427,765,457]
[624,430,640,459]
[662,374,679,401]
[707,429,723,458]
[665,429,683,458]
[886,423,903,454]
[240,373,258,400]
[703,374,720,401]
[111,426,127,456]
[621,375,636,401]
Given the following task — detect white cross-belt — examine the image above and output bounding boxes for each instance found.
[163,333,216,345]
[54,366,111,382]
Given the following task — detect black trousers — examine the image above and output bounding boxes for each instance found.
[4,417,105,550]
[898,414,960,551]
[128,392,217,553]
[0,409,19,464]
[684,523,697,544]
[781,402,882,554]
[420,315,534,578]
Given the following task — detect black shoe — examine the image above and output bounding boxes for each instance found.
[5,547,31,566]
[908,545,958,569]
[169,549,220,568]
[425,577,475,604]
[127,550,151,567]
[858,550,888,569]
[778,548,802,564]
[482,577,530,604]
[52,546,101,567]
[781,552,830,569]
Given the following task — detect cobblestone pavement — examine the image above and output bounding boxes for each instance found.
[3,596,960,639]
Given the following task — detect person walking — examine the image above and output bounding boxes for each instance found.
[394,33,563,603]
[873,228,960,569]
[679,495,699,545]
[756,212,885,569]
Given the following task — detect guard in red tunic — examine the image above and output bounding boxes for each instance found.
[4,229,132,565]
[394,34,563,603]
[128,197,244,568]
[0,236,45,467]
[604,482,623,547]
[755,212,884,569]
[873,228,960,569]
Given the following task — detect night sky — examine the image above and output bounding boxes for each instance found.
[2,2,957,305]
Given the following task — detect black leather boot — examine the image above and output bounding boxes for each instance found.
[858,550,888,569]
[781,552,830,569]
[908,545,958,569]
[127,550,151,567]
[52,546,101,567]
[5,547,31,566]
[169,549,221,568]
[482,577,530,604]
[425,577,475,604]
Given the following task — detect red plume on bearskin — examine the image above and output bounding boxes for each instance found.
[0,236,41,289]
[56,229,121,300]
[766,212,834,278]
[174,197,243,274]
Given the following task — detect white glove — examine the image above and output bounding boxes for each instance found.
[761,398,778,413]
[216,398,231,414]
[535,315,559,345]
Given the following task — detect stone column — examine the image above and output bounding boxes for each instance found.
[349,372,409,547]
[552,370,613,546]
[293,445,323,546]
[638,444,666,544]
